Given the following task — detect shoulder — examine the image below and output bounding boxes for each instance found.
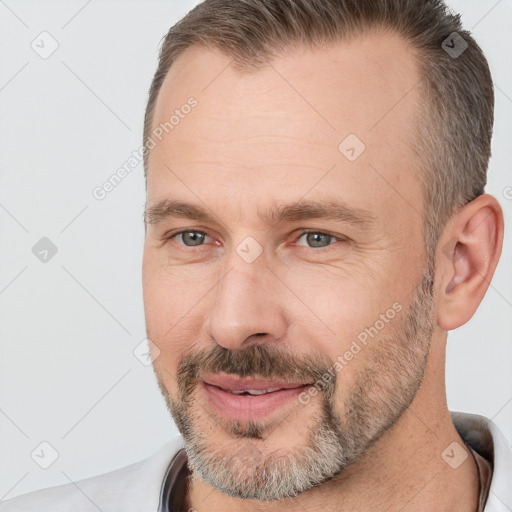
[0,436,184,512]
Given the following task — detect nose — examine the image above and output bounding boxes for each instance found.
[204,257,288,350]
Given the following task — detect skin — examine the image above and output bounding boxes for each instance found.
[142,29,504,512]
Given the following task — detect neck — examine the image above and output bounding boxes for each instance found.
[186,338,480,512]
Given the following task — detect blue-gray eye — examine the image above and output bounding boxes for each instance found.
[178,231,208,246]
[296,232,336,248]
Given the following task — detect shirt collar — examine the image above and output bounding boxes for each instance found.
[451,411,512,511]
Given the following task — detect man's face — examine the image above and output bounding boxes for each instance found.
[143,32,436,499]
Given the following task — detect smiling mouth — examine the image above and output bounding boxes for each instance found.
[199,374,314,421]
[201,373,312,391]
[217,387,286,395]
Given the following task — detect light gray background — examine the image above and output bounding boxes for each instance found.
[1,0,511,500]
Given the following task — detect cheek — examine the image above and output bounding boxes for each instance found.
[288,272,405,389]
[288,271,393,342]
[142,269,208,391]
[143,254,210,333]
[152,357,181,406]
[150,327,198,400]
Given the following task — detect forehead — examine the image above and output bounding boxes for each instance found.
[147,31,423,228]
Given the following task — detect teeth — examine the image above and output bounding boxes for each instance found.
[227,388,282,395]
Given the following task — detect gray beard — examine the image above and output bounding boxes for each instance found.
[154,264,435,501]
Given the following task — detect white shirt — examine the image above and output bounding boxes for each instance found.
[1,412,510,511]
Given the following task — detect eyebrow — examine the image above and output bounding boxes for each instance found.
[144,198,376,229]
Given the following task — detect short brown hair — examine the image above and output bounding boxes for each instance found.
[143,0,494,260]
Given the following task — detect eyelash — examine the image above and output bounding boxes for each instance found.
[166,229,346,250]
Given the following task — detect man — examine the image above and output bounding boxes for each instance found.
[2,0,510,510]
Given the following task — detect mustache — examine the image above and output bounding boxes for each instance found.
[176,343,336,399]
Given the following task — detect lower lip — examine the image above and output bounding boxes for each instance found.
[200,381,309,421]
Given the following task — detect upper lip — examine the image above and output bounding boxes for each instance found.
[201,373,311,392]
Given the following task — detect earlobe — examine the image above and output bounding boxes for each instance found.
[436,194,504,331]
